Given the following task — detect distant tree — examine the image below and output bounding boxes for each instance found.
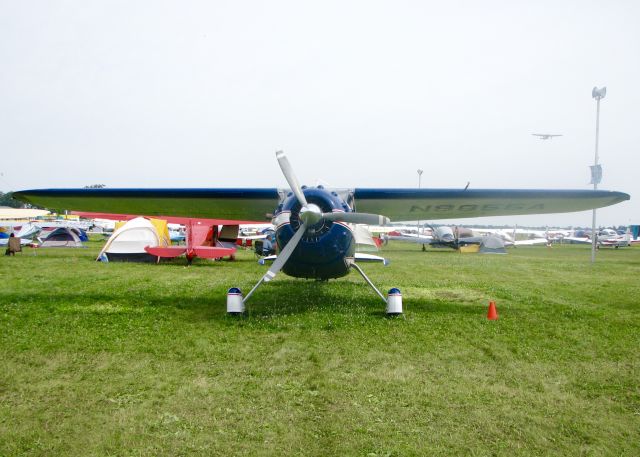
[0,191,23,208]
[84,184,106,188]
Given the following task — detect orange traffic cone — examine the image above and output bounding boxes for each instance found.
[487,301,498,320]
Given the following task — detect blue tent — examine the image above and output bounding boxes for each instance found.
[40,227,85,248]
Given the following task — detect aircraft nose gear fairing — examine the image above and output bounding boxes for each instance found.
[227,151,402,316]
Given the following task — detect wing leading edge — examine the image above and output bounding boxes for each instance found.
[14,187,629,222]
[353,189,629,220]
[14,188,280,221]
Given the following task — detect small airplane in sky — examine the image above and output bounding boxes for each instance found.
[532,133,563,140]
[14,151,630,314]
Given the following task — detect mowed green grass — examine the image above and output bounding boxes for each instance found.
[1,239,639,456]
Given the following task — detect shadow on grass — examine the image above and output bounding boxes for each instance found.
[408,300,487,316]
[3,278,489,326]
[156,257,258,268]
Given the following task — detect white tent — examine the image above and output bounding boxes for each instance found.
[98,217,169,262]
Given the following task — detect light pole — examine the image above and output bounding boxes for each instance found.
[417,169,423,235]
[591,86,606,263]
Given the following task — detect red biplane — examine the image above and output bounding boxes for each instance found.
[75,211,262,263]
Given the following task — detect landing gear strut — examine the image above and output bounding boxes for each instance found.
[227,266,403,316]
[348,261,403,315]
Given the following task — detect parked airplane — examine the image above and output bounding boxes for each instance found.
[147,219,239,263]
[598,236,631,248]
[384,226,501,251]
[74,211,254,263]
[532,133,563,140]
[14,151,630,314]
[14,222,42,239]
[594,229,632,248]
[470,227,550,246]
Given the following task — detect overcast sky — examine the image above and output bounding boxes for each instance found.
[1,0,637,227]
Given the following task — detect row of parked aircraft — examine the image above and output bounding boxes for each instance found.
[14,151,630,313]
[4,216,632,256]
[381,225,636,252]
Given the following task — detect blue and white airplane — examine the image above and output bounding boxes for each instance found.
[14,151,630,313]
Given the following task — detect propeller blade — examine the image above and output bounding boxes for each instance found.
[263,222,306,282]
[322,212,390,226]
[276,150,308,207]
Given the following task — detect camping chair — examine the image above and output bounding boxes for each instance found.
[6,237,22,256]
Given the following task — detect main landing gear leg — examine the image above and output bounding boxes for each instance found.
[348,262,403,316]
[227,264,279,315]
[226,275,270,315]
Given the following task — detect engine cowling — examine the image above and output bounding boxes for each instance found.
[273,186,356,279]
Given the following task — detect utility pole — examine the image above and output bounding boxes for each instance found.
[591,86,606,263]
[417,169,423,235]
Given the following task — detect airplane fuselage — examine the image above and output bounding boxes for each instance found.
[274,186,356,279]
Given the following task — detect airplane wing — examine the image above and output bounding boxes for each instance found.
[352,189,628,221]
[15,189,279,221]
[514,238,548,246]
[14,188,629,222]
[385,234,434,244]
[144,246,187,258]
[71,211,264,226]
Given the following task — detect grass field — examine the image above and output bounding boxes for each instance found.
[1,239,639,456]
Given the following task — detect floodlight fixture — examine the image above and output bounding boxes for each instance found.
[592,86,607,100]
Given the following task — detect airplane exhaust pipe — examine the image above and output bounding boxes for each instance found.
[226,287,245,314]
[386,288,403,315]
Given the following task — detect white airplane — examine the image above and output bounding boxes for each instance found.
[467,227,549,246]
[596,229,632,248]
[14,151,630,314]
[0,222,41,246]
[14,222,42,239]
[532,133,563,140]
[385,226,472,247]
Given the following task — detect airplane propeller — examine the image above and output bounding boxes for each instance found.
[264,150,389,282]
[263,221,306,282]
[322,211,389,226]
[276,150,309,208]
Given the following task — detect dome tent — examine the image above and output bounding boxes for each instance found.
[98,217,169,262]
[39,227,85,248]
